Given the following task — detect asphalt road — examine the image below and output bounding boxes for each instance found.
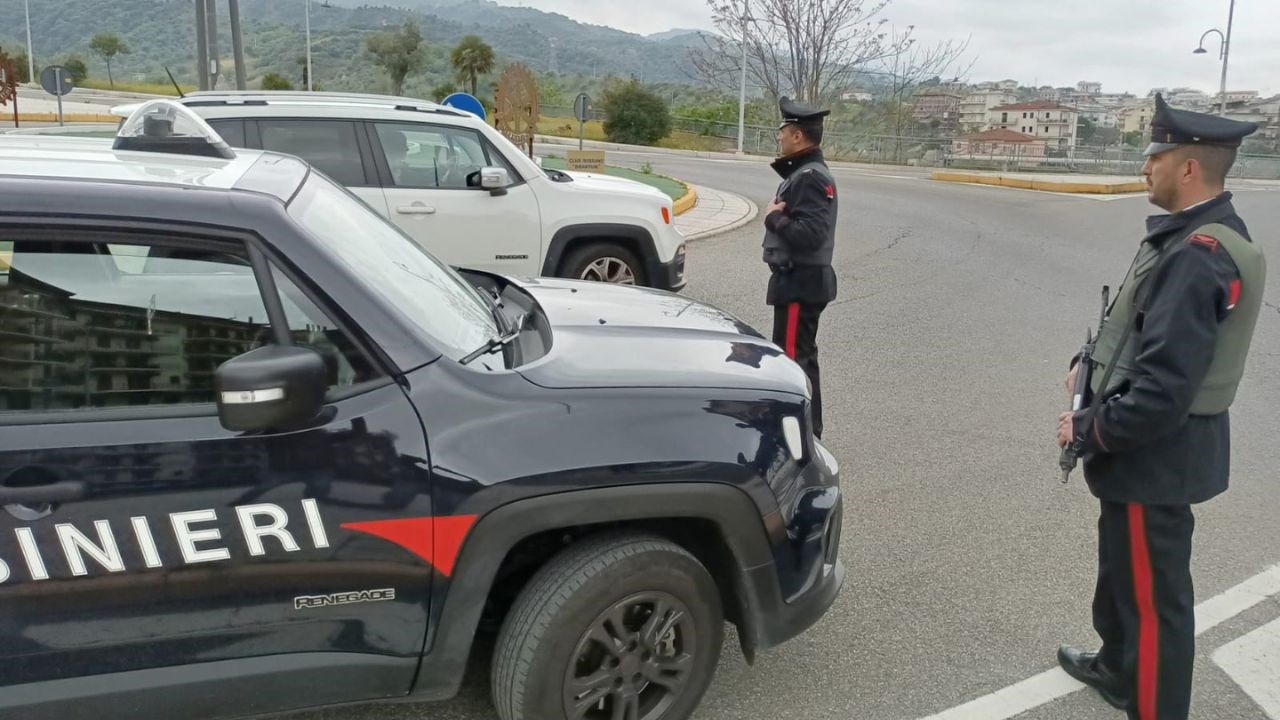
[295,153,1280,720]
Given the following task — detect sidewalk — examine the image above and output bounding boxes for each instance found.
[675,184,758,241]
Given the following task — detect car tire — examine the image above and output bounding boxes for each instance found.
[491,534,723,720]
[562,242,647,286]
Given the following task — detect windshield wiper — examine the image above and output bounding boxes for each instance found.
[459,328,521,365]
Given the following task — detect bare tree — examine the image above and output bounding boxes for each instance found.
[690,0,910,111]
[878,26,973,138]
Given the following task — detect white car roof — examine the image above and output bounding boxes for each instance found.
[0,134,263,190]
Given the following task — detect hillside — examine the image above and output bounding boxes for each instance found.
[0,0,710,96]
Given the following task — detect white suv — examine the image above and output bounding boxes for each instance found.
[116,91,686,291]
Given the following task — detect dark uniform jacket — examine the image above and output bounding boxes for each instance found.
[1073,193,1248,505]
[763,148,838,306]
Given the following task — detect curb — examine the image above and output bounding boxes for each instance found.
[931,170,1146,194]
[9,113,119,124]
[680,190,759,242]
[673,185,698,216]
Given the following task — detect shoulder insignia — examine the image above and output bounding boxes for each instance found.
[1187,233,1220,251]
[1227,279,1241,310]
[825,184,835,200]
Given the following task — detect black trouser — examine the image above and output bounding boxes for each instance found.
[1093,500,1196,720]
[771,302,825,438]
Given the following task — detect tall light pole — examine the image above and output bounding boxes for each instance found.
[736,8,752,155]
[1193,0,1235,117]
[23,0,35,85]
[305,0,313,91]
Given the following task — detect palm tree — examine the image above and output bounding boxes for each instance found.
[450,35,495,96]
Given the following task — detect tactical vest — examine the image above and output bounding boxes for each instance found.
[1091,222,1266,415]
[762,160,837,268]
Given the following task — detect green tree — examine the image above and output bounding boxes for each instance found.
[63,54,89,82]
[261,72,292,90]
[10,50,31,83]
[1077,116,1097,143]
[1122,130,1143,148]
[430,81,458,100]
[601,79,672,146]
[89,33,130,88]
[450,35,494,96]
[366,22,426,96]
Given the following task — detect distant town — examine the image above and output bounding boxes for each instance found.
[883,80,1280,158]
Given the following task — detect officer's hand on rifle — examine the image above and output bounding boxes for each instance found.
[767,198,786,215]
[1057,412,1074,448]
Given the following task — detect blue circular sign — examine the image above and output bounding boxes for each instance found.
[441,92,486,120]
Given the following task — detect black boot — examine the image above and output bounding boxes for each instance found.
[1057,645,1129,710]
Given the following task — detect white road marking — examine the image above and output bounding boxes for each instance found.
[1213,616,1280,718]
[918,564,1280,720]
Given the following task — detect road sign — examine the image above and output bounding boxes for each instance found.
[566,150,605,173]
[442,92,486,121]
[39,65,73,127]
[40,65,74,96]
[573,92,591,150]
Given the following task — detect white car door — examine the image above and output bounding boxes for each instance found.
[368,122,541,276]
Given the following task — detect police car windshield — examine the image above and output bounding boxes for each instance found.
[287,174,500,361]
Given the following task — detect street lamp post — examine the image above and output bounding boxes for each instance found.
[23,0,35,85]
[736,9,752,155]
[305,0,313,91]
[1193,0,1235,117]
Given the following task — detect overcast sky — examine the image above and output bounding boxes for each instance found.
[501,0,1277,96]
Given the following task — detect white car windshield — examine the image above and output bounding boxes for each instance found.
[288,173,500,361]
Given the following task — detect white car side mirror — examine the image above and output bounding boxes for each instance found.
[480,167,511,196]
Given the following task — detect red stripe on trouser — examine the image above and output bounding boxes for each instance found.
[785,303,800,359]
[1128,503,1159,720]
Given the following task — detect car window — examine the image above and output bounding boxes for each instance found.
[287,174,500,361]
[259,119,367,186]
[207,118,247,148]
[374,123,493,190]
[0,237,374,414]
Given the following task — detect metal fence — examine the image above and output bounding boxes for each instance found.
[540,105,1280,179]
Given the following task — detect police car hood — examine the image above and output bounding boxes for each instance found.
[514,277,809,395]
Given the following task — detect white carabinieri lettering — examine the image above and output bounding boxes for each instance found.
[1,499,331,584]
[56,520,126,576]
[14,527,50,581]
[170,509,233,564]
[236,503,300,557]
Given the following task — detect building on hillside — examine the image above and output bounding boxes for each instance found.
[1120,101,1155,135]
[988,100,1080,149]
[951,128,1047,166]
[1077,81,1102,94]
[911,87,966,132]
[959,89,1017,133]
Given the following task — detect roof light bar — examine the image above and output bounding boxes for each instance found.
[113,99,236,160]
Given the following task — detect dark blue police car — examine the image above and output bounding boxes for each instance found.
[0,101,843,720]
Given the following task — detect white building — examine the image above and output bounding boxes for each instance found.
[959,89,1018,133]
[989,100,1080,149]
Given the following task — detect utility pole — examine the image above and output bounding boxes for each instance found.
[736,9,750,155]
[206,0,220,89]
[305,0,313,91]
[23,0,35,85]
[228,0,246,90]
[195,0,209,91]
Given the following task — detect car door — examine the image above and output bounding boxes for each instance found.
[0,228,435,716]
[248,117,392,217]
[367,121,542,276]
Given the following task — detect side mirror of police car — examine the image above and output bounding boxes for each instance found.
[215,345,328,432]
[479,167,510,196]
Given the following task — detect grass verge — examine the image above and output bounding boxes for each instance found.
[540,155,687,201]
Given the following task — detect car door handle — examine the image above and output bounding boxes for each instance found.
[396,203,437,215]
[0,480,87,505]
